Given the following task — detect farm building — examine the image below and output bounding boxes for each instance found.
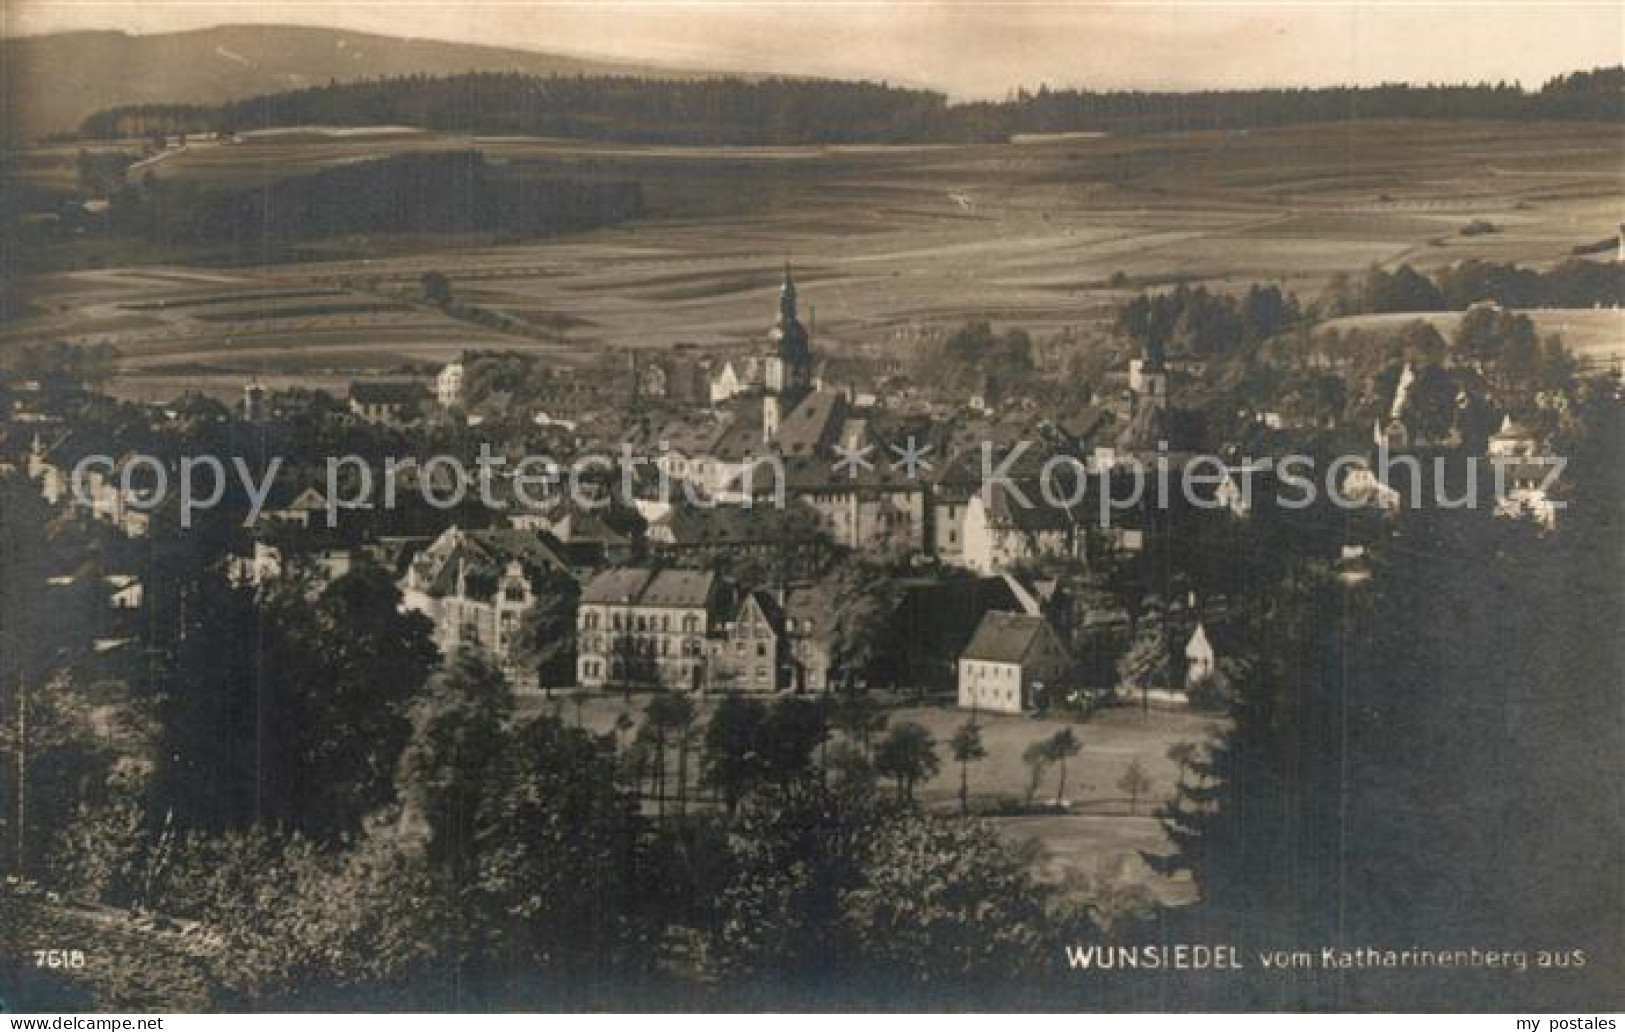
[957,611,1071,714]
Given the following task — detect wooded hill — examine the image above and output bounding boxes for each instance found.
[80,66,1625,145]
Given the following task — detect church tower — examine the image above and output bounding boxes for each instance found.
[766,262,813,397]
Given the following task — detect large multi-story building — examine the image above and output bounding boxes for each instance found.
[576,568,724,691]
[575,568,802,693]
[399,526,571,683]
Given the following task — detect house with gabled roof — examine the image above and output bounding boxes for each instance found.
[254,476,329,529]
[710,590,785,693]
[399,526,572,683]
[1185,618,1244,689]
[957,611,1072,714]
[782,581,839,692]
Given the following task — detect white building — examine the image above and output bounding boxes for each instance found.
[957,611,1072,714]
[435,360,465,409]
[959,485,1078,575]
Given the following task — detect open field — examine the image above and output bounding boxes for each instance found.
[526,691,1220,904]
[6,120,1621,397]
[1,266,550,391]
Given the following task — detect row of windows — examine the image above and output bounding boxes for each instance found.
[580,659,712,683]
[582,609,827,638]
[582,610,705,634]
[582,634,708,658]
[968,684,1019,705]
[965,662,1017,681]
[581,634,773,659]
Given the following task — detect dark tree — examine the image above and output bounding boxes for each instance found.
[872,721,940,803]
[948,719,988,816]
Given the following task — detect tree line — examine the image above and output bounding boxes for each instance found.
[78,65,1625,143]
[108,151,644,246]
[1115,282,1305,358]
[1322,258,1625,316]
[1112,258,1621,365]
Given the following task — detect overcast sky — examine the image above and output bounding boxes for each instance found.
[6,1,1620,98]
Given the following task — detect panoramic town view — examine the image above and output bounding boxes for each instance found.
[0,2,1621,1016]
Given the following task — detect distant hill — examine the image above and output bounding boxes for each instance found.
[0,24,726,143]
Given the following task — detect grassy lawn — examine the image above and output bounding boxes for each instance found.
[899,702,1221,814]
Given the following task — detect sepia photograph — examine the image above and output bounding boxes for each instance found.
[0,0,1621,1019]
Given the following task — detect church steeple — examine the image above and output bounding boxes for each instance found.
[768,261,812,396]
[779,261,798,324]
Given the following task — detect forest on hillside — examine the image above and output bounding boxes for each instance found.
[101,151,644,245]
[79,66,1625,144]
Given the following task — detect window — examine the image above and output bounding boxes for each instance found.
[584,612,599,630]
[756,642,767,657]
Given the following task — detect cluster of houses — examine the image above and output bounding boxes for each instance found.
[8,263,1577,714]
